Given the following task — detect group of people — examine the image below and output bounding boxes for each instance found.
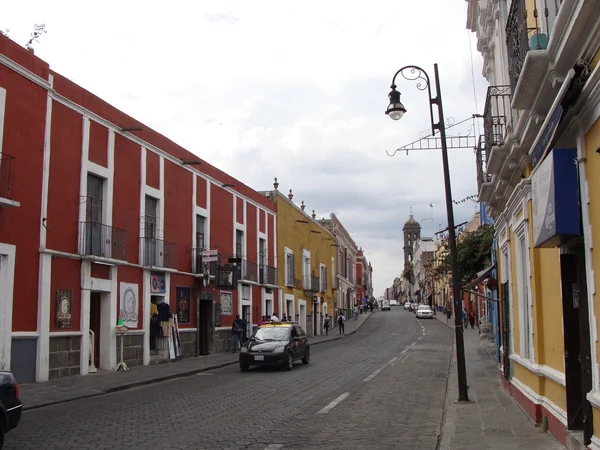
[462,308,477,329]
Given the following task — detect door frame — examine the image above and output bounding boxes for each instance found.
[0,244,16,371]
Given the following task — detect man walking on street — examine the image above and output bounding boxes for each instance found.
[232,314,244,352]
[337,312,345,336]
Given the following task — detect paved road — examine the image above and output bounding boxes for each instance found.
[6,308,453,450]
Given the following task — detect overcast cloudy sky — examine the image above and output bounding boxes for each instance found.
[4,0,488,297]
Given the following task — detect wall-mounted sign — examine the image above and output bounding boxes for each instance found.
[532,148,581,248]
[56,289,73,329]
[220,291,232,316]
[119,283,139,328]
[217,265,234,288]
[201,249,218,262]
[531,105,563,169]
[176,286,191,324]
[150,273,166,294]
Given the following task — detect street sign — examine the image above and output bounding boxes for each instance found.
[203,256,218,262]
[201,249,218,256]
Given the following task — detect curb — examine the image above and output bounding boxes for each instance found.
[436,338,456,450]
[24,312,377,411]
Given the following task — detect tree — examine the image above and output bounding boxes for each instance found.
[402,263,414,285]
[25,23,46,51]
[434,225,494,285]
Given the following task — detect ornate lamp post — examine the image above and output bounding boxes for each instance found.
[385,64,469,402]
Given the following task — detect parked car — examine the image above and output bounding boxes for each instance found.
[416,305,434,319]
[0,371,22,449]
[381,300,391,311]
[239,322,310,371]
[389,300,398,307]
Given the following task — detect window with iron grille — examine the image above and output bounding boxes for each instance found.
[286,252,295,286]
[320,265,327,291]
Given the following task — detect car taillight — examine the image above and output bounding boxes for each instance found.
[13,379,19,399]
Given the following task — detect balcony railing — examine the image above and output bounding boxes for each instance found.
[259,265,277,285]
[238,259,258,282]
[0,154,16,200]
[191,247,220,276]
[304,275,320,293]
[140,237,176,268]
[78,221,127,261]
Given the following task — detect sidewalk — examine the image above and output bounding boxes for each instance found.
[435,315,564,449]
[18,310,375,411]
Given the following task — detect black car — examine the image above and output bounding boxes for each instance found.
[0,371,22,449]
[239,322,310,371]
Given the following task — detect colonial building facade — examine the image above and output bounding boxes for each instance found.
[260,187,337,336]
[317,213,357,318]
[0,35,278,383]
[467,0,600,446]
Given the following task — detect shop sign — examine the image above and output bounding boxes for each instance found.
[531,105,563,169]
[150,273,166,294]
[532,148,581,248]
[119,283,139,328]
[176,286,191,324]
[56,289,73,329]
[220,291,233,316]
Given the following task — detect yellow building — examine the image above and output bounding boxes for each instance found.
[467,0,600,447]
[261,188,337,336]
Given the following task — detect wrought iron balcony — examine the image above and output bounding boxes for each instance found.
[79,221,127,261]
[0,153,18,207]
[304,275,320,293]
[191,247,220,276]
[139,237,176,268]
[259,265,277,285]
[238,259,258,283]
[506,0,550,93]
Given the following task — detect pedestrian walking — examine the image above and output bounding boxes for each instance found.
[462,309,468,329]
[469,309,476,329]
[337,312,345,335]
[324,314,331,335]
[232,314,244,352]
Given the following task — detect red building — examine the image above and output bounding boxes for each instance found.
[0,36,278,383]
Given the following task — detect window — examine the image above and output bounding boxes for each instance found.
[235,230,244,258]
[196,215,205,250]
[85,174,104,256]
[516,228,532,359]
[331,257,336,287]
[143,196,158,266]
[320,264,327,291]
[285,251,295,286]
[303,250,311,289]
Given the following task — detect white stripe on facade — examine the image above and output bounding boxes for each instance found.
[36,74,54,382]
[0,244,16,371]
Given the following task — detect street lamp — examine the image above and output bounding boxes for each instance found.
[385,64,469,402]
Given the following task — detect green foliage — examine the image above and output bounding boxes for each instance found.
[435,225,494,285]
[402,263,414,285]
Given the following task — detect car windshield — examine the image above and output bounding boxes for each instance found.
[254,326,290,341]
[418,305,431,311]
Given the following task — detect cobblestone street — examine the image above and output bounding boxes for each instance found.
[6,308,453,450]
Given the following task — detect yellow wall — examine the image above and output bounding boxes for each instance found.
[542,378,567,413]
[585,116,600,372]
[509,226,521,355]
[275,194,337,320]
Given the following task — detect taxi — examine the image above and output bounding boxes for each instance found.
[239,322,310,371]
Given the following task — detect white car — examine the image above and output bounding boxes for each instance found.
[404,302,412,310]
[381,300,391,311]
[390,300,398,307]
[416,305,434,319]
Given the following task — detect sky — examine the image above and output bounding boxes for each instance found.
[3,0,488,297]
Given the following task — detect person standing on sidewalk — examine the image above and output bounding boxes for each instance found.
[232,314,244,352]
[337,312,346,335]
[353,305,359,320]
[324,314,331,335]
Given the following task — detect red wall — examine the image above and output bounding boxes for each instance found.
[112,134,141,262]
[268,214,275,265]
[259,210,266,233]
[46,101,82,254]
[117,266,143,331]
[88,121,108,168]
[236,197,244,224]
[0,41,47,331]
[163,159,192,272]
[246,203,257,262]
[196,176,206,209]
[210,189,234,257]
[146,150,160,189]
[50,258,81,332]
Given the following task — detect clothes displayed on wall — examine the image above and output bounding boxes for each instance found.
[149,299,181,361]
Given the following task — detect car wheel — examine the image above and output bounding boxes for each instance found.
[285,352,294,370]
[302,347,310,364]
[240,362,250,372]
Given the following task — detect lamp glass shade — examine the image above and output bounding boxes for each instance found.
[385,88,406,120]
[388,107,405,121]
